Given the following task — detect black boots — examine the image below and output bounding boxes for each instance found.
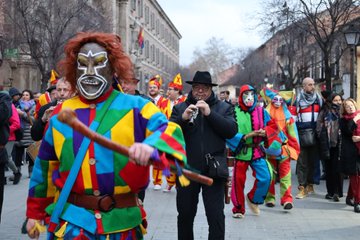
[13,172,22,185]
[354,203,360,213]
[346,197,354,207]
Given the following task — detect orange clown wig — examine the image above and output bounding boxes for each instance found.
[58,32,134,90]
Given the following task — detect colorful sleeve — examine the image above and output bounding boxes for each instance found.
[226,133,245,153]
[140,101,187,164]
[285,117,300,160]
[26,116,59,220]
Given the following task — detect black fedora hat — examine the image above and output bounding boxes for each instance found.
[186,71,218,86]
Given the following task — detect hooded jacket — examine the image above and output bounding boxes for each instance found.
[170,90,237,173]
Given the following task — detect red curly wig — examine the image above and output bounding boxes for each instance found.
[57,32,134,90]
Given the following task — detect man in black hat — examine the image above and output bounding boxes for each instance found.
[170,71,237,240]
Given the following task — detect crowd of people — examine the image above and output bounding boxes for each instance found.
[0,31,359,240]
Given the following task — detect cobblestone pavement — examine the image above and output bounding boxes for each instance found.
[1,162,360,239]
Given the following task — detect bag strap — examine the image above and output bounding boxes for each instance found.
[48,91,118,234]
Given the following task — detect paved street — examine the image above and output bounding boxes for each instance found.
[1,162,360,240]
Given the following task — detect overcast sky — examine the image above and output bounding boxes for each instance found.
[157,0,266,66]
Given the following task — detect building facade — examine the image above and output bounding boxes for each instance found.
[91,0,181,92]
[0,0,181,93]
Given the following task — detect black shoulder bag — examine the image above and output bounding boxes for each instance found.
[205,152,229,179]
[298,104,316,147]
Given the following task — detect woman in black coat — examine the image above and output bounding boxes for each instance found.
[316,93,343,201]
[340,98,360,213]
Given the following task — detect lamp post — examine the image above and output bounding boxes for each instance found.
[344,24,360,99]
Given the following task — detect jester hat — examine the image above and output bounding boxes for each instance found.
[148,74,163,89]
[49,69,59,85]
[169,73,183,90]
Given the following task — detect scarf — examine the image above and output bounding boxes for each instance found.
[297,89,323,110]
[19,99,35,112]
[343,110,360,120]
[186,90,217,107]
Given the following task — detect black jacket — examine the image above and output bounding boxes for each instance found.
[340,118,360,175]
[339,117,360,175]
[0,92,11,146]
[170,91,237,174]
[31,101,58,141]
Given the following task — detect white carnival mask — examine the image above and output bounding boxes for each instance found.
[243,90,255,107]
[272,95,283,108]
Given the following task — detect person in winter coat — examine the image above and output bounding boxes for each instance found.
[14,89,35,178]
[5,102,21,184]
[170,71,237,240]
[340,98,360,213]
[316,93,343,201]
[0,90,12,222]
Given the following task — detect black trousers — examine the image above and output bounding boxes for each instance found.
[176,178,225,240]
[325,147,343,197]
[296,145,319,186]
[0,148,9,223]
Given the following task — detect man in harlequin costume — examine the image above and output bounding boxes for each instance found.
[159,73,187,192]
[260,88,300,210]
[226,84,272,218]
[25,32,187,240]
[34,70,59,119]
[147,75,168,190]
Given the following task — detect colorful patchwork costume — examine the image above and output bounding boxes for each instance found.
[26,90,187,239]
[26,32,187,240]
[261,88,300,209]
[226,85,272,216]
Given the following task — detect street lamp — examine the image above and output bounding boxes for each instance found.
[344,24,360,99]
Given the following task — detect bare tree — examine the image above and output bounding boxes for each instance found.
[257,0,359,91]
[236,48,273,89]
[5,0,109,91]
[257,0,311,90]
[189,37,235,83]
[295,0,359,91]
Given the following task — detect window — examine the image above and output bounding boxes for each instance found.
[130,0,136,11]
[138,0,143,17]
[156,48,160,65]
[144,40,149,59]
[160,24,164,38]
[165,29,168,44]
[161,52,164,68]
[150,13,155,30]
[150,44,155,62]
[156,19,159,35]
[145,6,149,24]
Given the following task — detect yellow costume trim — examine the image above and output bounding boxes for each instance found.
[178,175,190,186]
[55,221,68,238]
[140,223,147,234]
[29,220,46,235]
